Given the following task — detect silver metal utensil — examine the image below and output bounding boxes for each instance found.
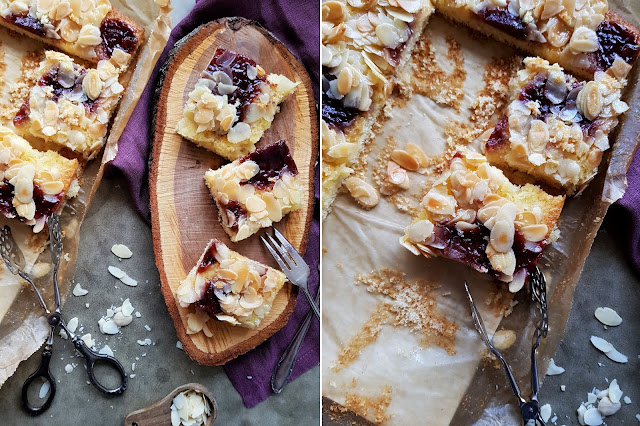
[260,227,319,319]
[271,290,320,393]
[464,267,549,426]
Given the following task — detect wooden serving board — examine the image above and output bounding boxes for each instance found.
[150,18,317,365]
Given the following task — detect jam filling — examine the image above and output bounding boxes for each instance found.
[240,140,298,191]
[4,13,46,37]
[0,179,64,222]
[196,242,219,274]
[195,281,223,317]
[477,8,527,40]
[14,65,98,126]
[222,200,247,232]
[431,220,546,280]
[321,69,361,128]
[595,20,640,71]
[485,115,510,152]
[206,48,267,121]
[100,18,139,56]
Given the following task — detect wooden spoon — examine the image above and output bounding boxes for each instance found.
[124,383,217,426]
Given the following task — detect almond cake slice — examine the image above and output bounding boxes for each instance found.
[321,0,435,219]
[176,239,287,329]
[204,140,304,242]
[400,150,564,292]
[0,0,143,69]
[434,0,639,80]
[177,48,299,161]
[483,57,628,194]
[13,51,126,159]
[0,126,79,233]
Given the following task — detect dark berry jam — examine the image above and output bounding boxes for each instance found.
[485,115,509,152]
[0,179,64,223]
[4,13,45,36]
[240,140,298,191]
[13,101,30,127]
[197,242,218,274]
[432,220,546,280]
[384,45,403,67]
[195,281,223,316]
[595,20,639,71]
[477,8,527,39]
[321,68,361,128]
[206,48,267,121]
[222,200,247,232]
[100,18,139,56]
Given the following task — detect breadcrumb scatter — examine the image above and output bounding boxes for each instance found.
[344,384,393,424]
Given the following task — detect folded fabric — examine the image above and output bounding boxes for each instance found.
[107,0,319,408]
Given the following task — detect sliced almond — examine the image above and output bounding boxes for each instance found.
[391,149,419,171]
[404,143,428,168]
[344,177,379,209]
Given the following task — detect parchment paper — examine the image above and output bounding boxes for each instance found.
[321,2,640,424]
[0,0,172,388]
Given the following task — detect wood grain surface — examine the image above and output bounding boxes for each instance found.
[150,18,317,365]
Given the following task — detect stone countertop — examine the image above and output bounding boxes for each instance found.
[0,176,320,425]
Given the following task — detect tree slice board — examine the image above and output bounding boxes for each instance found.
[150,17,317,366]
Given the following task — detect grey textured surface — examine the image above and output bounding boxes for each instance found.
[538,219,640,425]
[0,177,320,425]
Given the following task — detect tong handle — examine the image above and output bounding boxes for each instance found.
[22,346,56,416]
[72,337,128,395]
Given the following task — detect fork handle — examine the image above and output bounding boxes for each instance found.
[302,288,320,319]
[271,292,319,393]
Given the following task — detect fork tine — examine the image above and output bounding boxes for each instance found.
[464,281,493,350]
[265,231,295,266]
[260,235,291,271]
[272,227,305,265]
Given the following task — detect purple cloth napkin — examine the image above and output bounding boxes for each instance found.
[611,149,640,272]
[107,0,319,408]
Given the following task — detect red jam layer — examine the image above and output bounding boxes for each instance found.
[195,281,223,317]
[4,13,45,36]
[100,18,139,57]
[0,179,64,222]
[477,8,527,39]
[13,65,97,126]
[221,200,247,233]
[206,48,267,121]
[431,220,546,280]
[196,242,219,274]
[485,115,509,152]
[595,20,639,71]
[240,140,298,191]
[321,69,361,128]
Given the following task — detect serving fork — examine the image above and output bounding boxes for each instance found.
[260,227,319,320]
[464,266,549,425]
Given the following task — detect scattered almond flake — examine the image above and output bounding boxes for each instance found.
[591,336,613,352]
[608,379,623,404]
[550,415,557,424]
[606,348,628,364]
[64,364,74,373]
[598,362,604,367]
[64,253,70,261]
[137,338,152,346]
[561,385,566,392]
[100,319,119,335]
[81,334,94,349]
[176,341,183,350]
[594,307,622,326]
[60,317,79,339]
[142,353,146,357]
[546,358,565,376]
[111,244,133,259]
[131,363,136,371]
[73,283,88,296]
[144,325,151,332]
[624,396,631,404]
[99,345,114,357]
[85,303,89,308]
[120,275,138,287]
[106,308,115,318]
[130,374,136,378]
[540,404,552,423]
[135,312,141,318]
[121,299,135,316]
[39,381,51,399]
[583,407,603,425]
[588,393,598,404]
[598,396,621,416]
[635,414,640,422]
[247,376,252,380]
[108,266,126,279]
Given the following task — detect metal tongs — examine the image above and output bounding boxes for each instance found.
[0,216,127,415]
[464,267,549,426]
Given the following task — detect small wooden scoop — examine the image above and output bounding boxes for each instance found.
[124,383,217,426]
